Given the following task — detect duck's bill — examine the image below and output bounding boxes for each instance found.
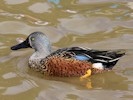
[11,41,30,50]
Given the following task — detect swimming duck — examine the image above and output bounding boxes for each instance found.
[11,32,125,77]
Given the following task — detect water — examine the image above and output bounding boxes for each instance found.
[0,0,133,100]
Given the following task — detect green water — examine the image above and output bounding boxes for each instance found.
[0,0,133,100]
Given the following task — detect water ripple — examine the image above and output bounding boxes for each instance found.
[0,10,49,26]
[4,0,29,5]
[2,72,17,79]
[2,80,38,95]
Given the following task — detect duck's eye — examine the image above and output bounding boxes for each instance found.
[31,37,35,41]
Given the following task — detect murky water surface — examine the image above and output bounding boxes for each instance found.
[0,0,133,100]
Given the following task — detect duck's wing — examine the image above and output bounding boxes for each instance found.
[48,47,125,69]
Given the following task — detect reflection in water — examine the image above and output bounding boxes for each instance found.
[90,72,128,90]
[36,88,133,100]
[34,75,129,100]
[27,67,128,90]
[32,70,129,100]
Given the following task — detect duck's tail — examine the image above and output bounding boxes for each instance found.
[105,50,125,69]
[89,49,126,69]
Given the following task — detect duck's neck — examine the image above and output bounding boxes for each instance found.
[30,43,52,60]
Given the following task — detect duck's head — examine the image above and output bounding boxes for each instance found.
[11,32,52,54]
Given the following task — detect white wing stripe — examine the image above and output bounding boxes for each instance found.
[109,57,120,62]
[96,55,112,59]
[83,54,92,58]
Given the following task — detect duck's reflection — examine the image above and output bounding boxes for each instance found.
[34,71,131,100]
[80,71,128,90]
[28,69,128,90]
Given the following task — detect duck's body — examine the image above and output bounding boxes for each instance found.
[11,32,125,77]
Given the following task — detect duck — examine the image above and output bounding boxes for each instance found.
[11,32,125,78]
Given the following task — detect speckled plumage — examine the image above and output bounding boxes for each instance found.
[11,32,126,77]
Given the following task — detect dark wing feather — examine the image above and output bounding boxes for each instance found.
[84,49,125,69]
[48,47,125,69]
